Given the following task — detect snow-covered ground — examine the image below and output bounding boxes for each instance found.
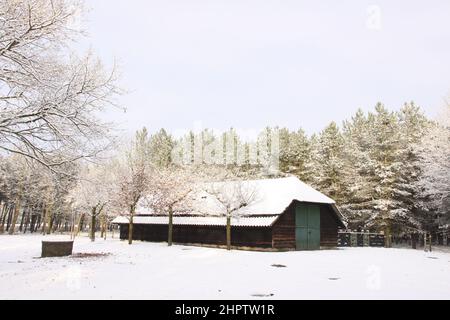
[1,234,449,300]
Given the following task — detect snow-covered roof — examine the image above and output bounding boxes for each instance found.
[112,177,345,227]
[112,215,278,227]
[191,176,335,216]
[133,206,155,216]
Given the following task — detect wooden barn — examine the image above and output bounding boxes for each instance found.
[112,177,345,251]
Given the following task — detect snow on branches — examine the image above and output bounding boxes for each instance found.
[0,0,121,170]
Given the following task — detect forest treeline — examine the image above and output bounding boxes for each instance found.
[0,0,449,241]
[1,102,449,239]
[129,102,450,235]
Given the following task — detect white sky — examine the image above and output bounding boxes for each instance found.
[79,0,450,135]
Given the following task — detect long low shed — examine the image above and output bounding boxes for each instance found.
[113,177,346,250]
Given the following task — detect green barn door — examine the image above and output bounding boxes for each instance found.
[295,204,321,250]
[295,205,309,250]
[307,205,320,250]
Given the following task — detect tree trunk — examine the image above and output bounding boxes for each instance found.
[35,213,41,233]
[19,206,26,232]
[53,217,59,233]
[9,181,24,235]
[168,206,173,246]
[100,213,105,239]
[384,224,391,248]
[5,206,13,231]
[103,215,107,240]
[8,203,21,235]
[30,208,38,233]
[47,214,53,235]
[226,215,231,251]
[411,233,417,249]
[70,212,76,240]
[43,202,53,235]
[428,233,432,252]
[128,206,135,245]
[90,207,96,242]
[41,203,47,235]
[23,207,31,233]
[75,213,84,237]
[424,232,428,252]
[0,202,7,233]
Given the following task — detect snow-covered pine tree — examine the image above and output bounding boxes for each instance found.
[310,122,348,204]
[394,103,430,230]
[149,129,174,168]
[279,128,313,183]
[415,101,450,232]
[256,127,280,177]
[222,128,240,167]
[340,109,376,229]
[362,103,411,240]
[279,128,291,174]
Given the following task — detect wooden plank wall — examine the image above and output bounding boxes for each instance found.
[272,201,340,249]
[272,202,296,249]
[119,223,272,248]
[232,227,272,248]
[320,205,339,248]
[119,202,340,250]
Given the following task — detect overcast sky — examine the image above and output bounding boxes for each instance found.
[79,0,450,135]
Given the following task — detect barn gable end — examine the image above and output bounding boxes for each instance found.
[272,200,344,250]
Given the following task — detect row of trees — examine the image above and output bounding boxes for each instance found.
[0,0,119,237]
[0,127,255,250]
[1,102,449,243]
[0,1,255,249]
[0,0,448,246]
[145,102,450,239]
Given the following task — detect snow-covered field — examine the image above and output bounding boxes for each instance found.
[1,234,449,300]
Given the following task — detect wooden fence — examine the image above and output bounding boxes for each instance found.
[338,232,385,247]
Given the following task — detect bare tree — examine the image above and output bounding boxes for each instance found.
[69,163,113,241]
[113,128,153,245]
[145,167,197,246]
[202,173,258,250]
[0,0,121,170]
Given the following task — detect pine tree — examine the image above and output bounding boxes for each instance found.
[340,109,375,229]
[310,122,348,203]
[394,103,430,229]
[279,128,313,183]
[256,127,280,176]
[415,101,450,232]
[149,129,174,168]
[362,104,412,238]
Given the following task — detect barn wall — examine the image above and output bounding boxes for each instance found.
[118,202,340,250]
[271,201,340,249]
[119,224,272,248]
[232,227,272,248]
[119,224,129,240]
[272,202,296,249]
[320,205,339,247]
